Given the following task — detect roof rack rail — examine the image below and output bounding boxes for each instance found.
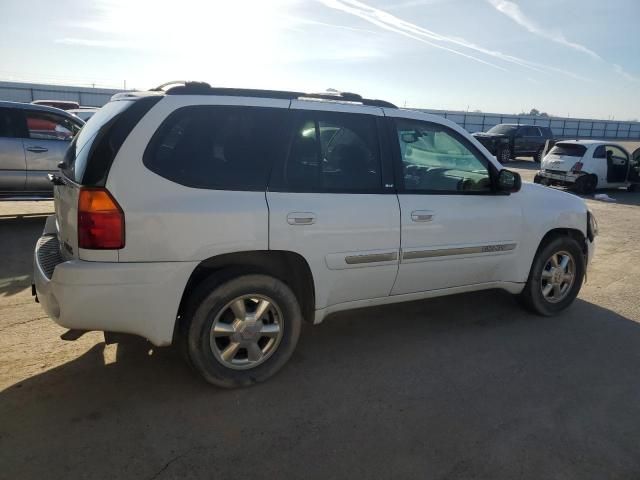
[162,83,397,108]
[150,80,212,92]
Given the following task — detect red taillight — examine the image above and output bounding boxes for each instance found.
[571,162,583,173]
[78,188,125,249]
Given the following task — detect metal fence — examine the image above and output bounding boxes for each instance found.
[0,81,124,107]
[419,109,640,140]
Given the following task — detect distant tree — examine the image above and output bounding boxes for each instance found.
[519,108,550,117]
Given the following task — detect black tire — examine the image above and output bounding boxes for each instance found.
[182,274,302,388]
[574,174,597,195]
[519,236,585,316]
[498,147,511,164]
[628,184,638,192]
[533,174,543,184]
[533,147,544,163]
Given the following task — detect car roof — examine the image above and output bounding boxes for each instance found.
[0,100,83,119]
[111,81,398,109]
[68,107,99,113]
[555,139,614,146]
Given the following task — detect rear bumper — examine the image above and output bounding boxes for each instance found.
[537,170,579,185]
[34,230,197,346]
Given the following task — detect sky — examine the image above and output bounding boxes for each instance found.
[0,0,638,120]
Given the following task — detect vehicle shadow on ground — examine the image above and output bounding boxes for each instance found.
[1,291,639,479]
[508,159,539,170]
[0,216,44,297]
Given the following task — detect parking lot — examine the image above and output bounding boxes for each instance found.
[1,161,640,479]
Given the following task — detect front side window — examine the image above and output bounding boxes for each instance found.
[396,120,491,193]
[284,112,381,192]
[25,111,79,141]
[144,106,288,190]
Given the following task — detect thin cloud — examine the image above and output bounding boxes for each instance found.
[613,64,638,82]
[55,37,135,49]
[487,0,601,60]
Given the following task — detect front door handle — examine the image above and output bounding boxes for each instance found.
[411,210,434,222]
[287,212,316,225]
[26,146,48,153]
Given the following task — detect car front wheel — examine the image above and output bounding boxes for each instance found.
[519,236,585,316]
[183,274,302,388]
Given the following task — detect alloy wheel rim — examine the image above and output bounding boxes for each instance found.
[501,149,510,162]
[540,250,576,303]
[209,294,284,370]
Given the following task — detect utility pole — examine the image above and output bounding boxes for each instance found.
[124,80,127,90]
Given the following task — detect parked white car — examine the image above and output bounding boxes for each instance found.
[535,140,640,193]
[33,82,597,387]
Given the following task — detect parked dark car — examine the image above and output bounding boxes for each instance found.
[472,124,554,163]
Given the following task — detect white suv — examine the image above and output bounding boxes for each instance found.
[33,82,597,387]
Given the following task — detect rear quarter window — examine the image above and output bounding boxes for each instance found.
[549,144,587,157]
[63,96,161,185]
[143,106,289,191]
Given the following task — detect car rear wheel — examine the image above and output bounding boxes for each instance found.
[533,147,544,163]
[574,174,597,194]
[519,236,584,316]
[498,147,511,164]
[182,274,302,388]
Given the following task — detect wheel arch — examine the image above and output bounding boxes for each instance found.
[529,227,588,275]
[175,250,316,340]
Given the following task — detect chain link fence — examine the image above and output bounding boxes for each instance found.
[419,109,640,140]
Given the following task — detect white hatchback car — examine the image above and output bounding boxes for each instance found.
[535,140,640,193]
[34,82,597,387]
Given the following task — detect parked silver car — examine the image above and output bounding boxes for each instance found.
[0,101,84,197]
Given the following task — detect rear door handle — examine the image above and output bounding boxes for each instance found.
[26,146,48,153]
[287,212,316,225]
[411,210,434,222]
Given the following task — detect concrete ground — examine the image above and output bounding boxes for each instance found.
[1,162,640,479]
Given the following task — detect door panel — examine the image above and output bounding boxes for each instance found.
[23,110,78,192]
[268,193,400,308]
[387,114,523,295]
[267,103,400,309]
[629,148,640,183]
[393,195,522,294]
[0,138,26,192]
[24,139,70,191]
[0,108,27,192]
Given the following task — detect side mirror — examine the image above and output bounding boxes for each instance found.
[497,169,521,193]
[401,132,419,143]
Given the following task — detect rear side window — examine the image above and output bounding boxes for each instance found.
[549,143,587,157]
[593,145,606,158]
[144,106,288,190]
[63,96,161,185]
[0,108,23,138]
[279,111,382,192]
[520,126,540,136]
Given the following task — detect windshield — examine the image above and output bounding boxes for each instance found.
[487,125,517,135]
[62,100,133,183]
[549,143,587,157]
